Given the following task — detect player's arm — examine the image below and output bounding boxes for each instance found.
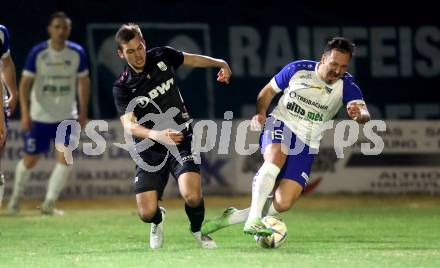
[77,75,91,128]
[182,52,232,84]
[0,55,18,114]
[347,102,370,124]
[251,82,279,130]
[19,75,34,130]
[119,112,183,145]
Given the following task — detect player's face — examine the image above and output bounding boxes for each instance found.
[118,36,146,71]
[48,18,71,43]
[320,49,351,84]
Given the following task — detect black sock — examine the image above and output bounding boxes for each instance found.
[185,199,205,233]
[150,207,163,225]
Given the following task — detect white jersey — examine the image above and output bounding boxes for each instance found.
[0,25,11,107]
[270,60,365,148]
[22,40,89,122]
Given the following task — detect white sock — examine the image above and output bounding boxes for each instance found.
[228,208,250,225]
[247,162,280,221]
[10,159,32,202]
[0,173,4,208]
[228,197,279,225]
[44,163,72,203]
[262,197,279,216]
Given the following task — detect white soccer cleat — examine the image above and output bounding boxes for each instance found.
[191,230,217,249]
[40,200,65,216]
[150,207,166,249]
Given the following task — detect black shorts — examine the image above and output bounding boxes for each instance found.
[133,128,200,198]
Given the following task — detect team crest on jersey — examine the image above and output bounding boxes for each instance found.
[157,61,167,71]
[325,86,333,94]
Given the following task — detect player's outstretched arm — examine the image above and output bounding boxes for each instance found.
[347,102,370,124]
[182,52,231,84]
[251,82,278,131]
[119,112,183,145]
[0,55,18,114]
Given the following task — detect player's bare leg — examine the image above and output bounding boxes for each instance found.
[8,153,41,214]
[41,148,72,215]
[178,171,216,249]
[136,190,166,249]
[244,143,286,236]
[272,179,303,213]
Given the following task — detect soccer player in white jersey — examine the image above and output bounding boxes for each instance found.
[202,37,371,236]
[8,12,90,215]
[0,24,18,208]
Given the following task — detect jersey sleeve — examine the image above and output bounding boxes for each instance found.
[342,78,365,107]
[113,85,133,116]
[0,25,11,59]
[270,62,297,92]
[22,47,39,77]
[162,46,184,69]
[76,46,89,77]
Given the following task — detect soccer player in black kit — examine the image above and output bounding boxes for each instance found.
[113,24,231,249]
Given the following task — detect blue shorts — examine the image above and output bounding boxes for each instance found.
[259,117,317,189]
[24,121,72,154]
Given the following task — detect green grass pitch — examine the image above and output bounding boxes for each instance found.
[1,196,440,268]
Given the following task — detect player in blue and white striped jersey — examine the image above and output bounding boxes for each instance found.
[202,37,371,237]
[8,12,90,215]
[0,24,18,208]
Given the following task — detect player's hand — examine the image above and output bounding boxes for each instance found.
[250,114,266,131]
[21,113,32,131]
[347,103,363,121]
[217,61,232,84]
[7,95,18,115]
[149,129,184,145]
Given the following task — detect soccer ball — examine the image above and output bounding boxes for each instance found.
[254,216,287,248]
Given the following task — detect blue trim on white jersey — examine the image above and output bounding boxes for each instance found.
[66,41,89,73]
[0,24,10,58]
[274,60,317,91]
[342,73,364,105]
[23,41,48,74]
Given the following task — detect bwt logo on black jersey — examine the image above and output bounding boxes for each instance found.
[136,78,175,108]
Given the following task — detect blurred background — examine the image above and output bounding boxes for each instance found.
[1,0,439,199]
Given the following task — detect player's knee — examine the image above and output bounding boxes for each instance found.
[138,209,157,223]
[23,155,39,169]
[182,193,202,207]
[274,198,295,212]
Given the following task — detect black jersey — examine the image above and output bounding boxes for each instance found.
[113,46,190,130]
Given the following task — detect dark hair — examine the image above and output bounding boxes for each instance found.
[49,11,71,25]
[115,23,143,50]
[324,37,356,57]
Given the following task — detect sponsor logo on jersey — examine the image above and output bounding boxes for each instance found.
[299,73,312,79]
[325,86,333,94]
[286,102,306,116]
[289,92,329,111]
[157,61,167,71]
[136,78,174,108]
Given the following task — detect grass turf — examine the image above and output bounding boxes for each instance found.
[1,196,440,268]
